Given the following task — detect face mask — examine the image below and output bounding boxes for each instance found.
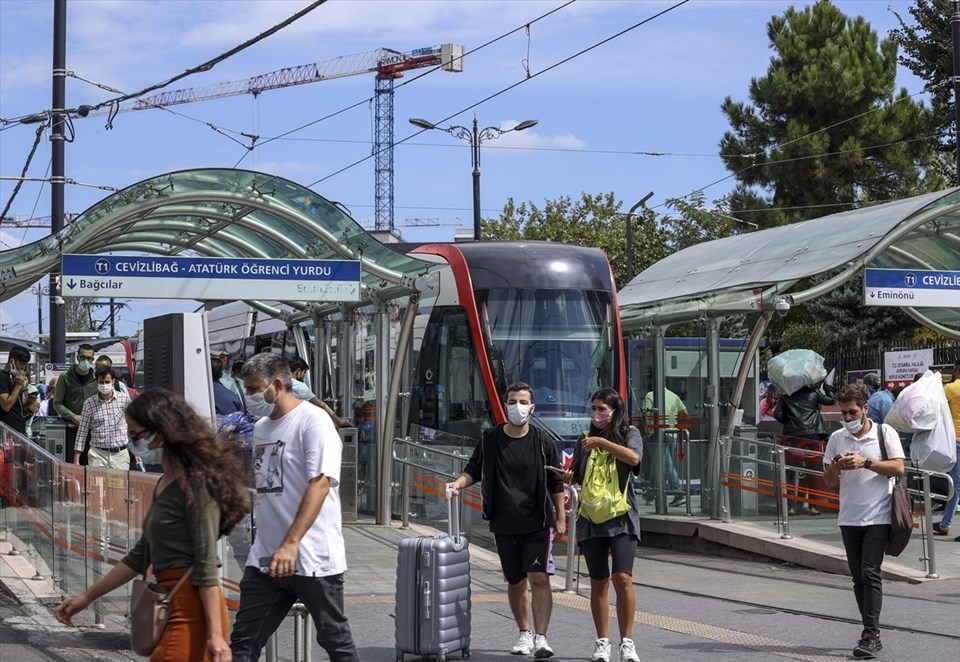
[843,414,865,435]
[591,410,612,429]
[8,366,17,377]
[77,360,93,373]
[507,402,532,426]
[129,432,162,463]
[98,383,114,395]
[246,384,277,418]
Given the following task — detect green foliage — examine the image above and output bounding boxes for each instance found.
[890,0,953,156]
[483,192,669,288]
[719,0,941,227]
[64,297,96,333]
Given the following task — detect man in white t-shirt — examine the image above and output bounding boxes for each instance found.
[823,385,905,660]
[230,353,359,662]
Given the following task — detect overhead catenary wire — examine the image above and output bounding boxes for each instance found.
[658,83,949,210]
[0,124,47,223]
[306,0,694,187]
[0,0,328,127]
[232,0,580,166]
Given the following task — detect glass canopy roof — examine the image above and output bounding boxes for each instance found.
[0,168,436,320]
[619,188,960,338]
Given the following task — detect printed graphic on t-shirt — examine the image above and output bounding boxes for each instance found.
[254,440,286,493]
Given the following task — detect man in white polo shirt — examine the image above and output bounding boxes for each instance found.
[823,384,905,660]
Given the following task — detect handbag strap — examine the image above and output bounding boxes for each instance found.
[162,566,195,603]
[876,422,889,461]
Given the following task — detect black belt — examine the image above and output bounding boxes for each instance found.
[92,445,128,453]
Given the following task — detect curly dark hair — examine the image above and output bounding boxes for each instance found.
[589,387,630,446]
[126,388,251,535]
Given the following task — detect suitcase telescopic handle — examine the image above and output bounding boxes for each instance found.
[445,487,462,540]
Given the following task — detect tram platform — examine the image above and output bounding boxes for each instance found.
[2,515,959,661]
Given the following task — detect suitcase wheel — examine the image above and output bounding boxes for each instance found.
[395,655,403,662]
[462,648,470,659]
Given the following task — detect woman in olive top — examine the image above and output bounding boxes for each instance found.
[55,389,251,661]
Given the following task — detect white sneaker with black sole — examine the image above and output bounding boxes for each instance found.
[511,630,534,655]
[533,634,554,658]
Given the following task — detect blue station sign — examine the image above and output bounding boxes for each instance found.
[864,268,960,308]
[61,255,361,302]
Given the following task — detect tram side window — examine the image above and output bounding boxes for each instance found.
[412,307,491,439]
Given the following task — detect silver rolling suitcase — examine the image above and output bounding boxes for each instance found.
[395,493,471,661]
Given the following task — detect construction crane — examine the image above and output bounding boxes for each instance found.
[83,44,464,232]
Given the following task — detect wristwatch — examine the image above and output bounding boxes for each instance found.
[863,458,873,470]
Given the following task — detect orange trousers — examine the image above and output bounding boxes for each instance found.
[150,567,230,662]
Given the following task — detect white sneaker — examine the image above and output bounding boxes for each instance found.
[533,634,555,658]
[511,630,534,655]
[619,638,639,662]
[591,637,611,661]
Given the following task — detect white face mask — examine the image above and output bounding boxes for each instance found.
[246,384,277,418]
[843,414,866,435]
[506,402,533,426]
[76,359,93,373]
[129,432,162,463]
[98,382,114,395]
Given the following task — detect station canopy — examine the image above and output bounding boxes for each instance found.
[619,188,960,339]
[0,168,436,321]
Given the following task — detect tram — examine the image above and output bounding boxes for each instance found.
[406,241,626,441]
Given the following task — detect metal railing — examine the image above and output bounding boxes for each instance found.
[722,433,955,578]
[0,421,253,627]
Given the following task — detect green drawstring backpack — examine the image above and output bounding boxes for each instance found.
[578,448,630,524]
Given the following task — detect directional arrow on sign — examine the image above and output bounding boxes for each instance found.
[67,279,76,289]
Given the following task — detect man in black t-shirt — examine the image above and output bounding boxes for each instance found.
[447,381,566,659]
[0,346,31,435]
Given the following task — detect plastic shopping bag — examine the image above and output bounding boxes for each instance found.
[908,373,957,472]
[883,370,942,433]
[768,349,827,396]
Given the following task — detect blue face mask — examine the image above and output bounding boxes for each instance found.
[77,359,93,373]
[246,384,277,418]
[129,432,163,464]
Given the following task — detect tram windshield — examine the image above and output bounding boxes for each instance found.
[478,288,617,440]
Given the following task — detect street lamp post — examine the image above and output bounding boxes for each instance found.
[410,116,538,240]
[625,192,654,283]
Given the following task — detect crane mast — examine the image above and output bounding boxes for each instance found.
[84,44,464,232]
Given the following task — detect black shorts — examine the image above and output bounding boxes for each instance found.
[579,533,638,580]
[494,529,554,585]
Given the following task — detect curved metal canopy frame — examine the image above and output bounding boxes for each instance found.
[0,168,436,321]
[619,188,960,339]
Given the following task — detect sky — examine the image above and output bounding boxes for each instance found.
[0,0,929,342]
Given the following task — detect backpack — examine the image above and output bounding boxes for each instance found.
[578,448,630,524]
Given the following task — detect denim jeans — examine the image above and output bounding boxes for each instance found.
[940,444,960,529]
[840,524,890,639]
[230,567,359,662]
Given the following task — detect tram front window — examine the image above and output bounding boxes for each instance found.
[478,288,616,440]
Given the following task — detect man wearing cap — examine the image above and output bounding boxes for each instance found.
[0,346,31,435]
[54,344,99,464]
[862,373,880,399]
[23,385,40,438]
[865,374,896,426]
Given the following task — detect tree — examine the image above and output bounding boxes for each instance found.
[483,192,668,289]
[64,296,97,332]
[719,0,942,228]
[890,0,954,158]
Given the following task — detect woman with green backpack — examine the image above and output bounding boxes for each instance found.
[564,387,643,662]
